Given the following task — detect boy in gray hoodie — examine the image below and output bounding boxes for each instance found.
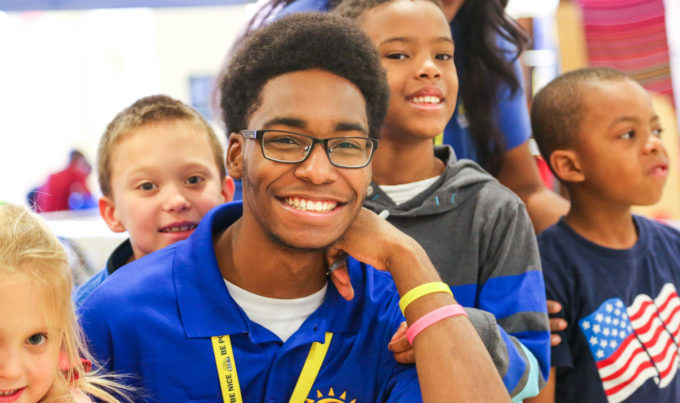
[331,0,551,399]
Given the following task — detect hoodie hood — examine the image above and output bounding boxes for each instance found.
[364,145,497,217]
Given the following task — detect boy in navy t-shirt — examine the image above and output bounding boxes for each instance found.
[529,67,680,402]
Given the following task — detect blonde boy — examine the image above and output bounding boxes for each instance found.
[530,67,680,402]
[74,95,233,306]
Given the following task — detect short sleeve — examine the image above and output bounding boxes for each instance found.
[443,32,531,159]
[495,53,531,151]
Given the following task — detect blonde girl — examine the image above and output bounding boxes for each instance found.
[0,203,131,403]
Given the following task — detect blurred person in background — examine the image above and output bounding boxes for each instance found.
[34,149,96,212]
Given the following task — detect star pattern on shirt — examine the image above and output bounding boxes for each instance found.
[581,299,634,361]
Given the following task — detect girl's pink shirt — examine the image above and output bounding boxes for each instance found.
[71,388,93,403]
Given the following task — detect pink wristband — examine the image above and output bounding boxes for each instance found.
[406,304,468,345]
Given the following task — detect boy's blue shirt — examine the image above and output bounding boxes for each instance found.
[73,238,132,307]
[541,216,680,402]
[79,202,422,402]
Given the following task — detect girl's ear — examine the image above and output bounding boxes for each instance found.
[550,149,584,183]
[99,197,126,233]
[226,133,245,180]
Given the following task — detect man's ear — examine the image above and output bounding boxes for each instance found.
[99,196,126,233]
[226,133,245,180]
[550,149,585,183]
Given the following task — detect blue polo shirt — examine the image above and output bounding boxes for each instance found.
[73,238,133,307]
[79,202,421,402]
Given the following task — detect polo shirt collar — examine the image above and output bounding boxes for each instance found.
[106,238,133,275]
[174,202,363,342]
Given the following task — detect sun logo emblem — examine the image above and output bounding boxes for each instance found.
[306,387,356,403]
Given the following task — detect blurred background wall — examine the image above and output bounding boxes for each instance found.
[0,3,249,206]
[1,0,679,269]
[2,0,678,209]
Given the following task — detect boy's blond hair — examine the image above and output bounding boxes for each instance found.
[97,95,226,197]
[0,203,132,402]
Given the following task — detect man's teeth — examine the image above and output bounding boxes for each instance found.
[161,224,197,233]
[410,95,442,104]
[285,197,337,213]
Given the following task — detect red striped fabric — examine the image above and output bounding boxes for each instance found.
[577,0,674,103]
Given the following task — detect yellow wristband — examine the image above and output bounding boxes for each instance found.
[399,282,453,314]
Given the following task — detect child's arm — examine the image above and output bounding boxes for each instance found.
[466,189,550,400]
[525,368,556,403]
[496,141,569,233]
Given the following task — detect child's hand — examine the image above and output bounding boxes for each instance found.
[388,322,415,364]
[547,300,567,346]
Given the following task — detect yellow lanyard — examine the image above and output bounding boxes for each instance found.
[211,332,333,403]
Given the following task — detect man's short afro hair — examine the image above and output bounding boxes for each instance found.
[220,12,389,139]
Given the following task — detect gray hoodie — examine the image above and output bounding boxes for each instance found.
[364,145,550,398]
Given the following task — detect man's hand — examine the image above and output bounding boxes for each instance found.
[326,208,399,300]
[325,208,401,272]
[547,300,567,346]
[327,210,508,401]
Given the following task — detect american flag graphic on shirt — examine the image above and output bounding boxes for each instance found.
[579,283,680,402]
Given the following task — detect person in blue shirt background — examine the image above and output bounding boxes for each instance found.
[79,12,508,402]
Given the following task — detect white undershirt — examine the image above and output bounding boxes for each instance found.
[379,176,440,205]
[224,279,327,342]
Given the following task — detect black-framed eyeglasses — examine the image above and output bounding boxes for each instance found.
[240,129,378,168]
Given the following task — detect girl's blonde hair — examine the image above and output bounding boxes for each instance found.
[0,203,132,402]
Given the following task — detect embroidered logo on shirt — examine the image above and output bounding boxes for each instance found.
[579,283,680,402]
[307,388,355,403]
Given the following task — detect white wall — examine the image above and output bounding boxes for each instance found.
[0,4,248,205]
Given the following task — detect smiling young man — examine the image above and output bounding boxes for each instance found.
[79,12,508,402]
